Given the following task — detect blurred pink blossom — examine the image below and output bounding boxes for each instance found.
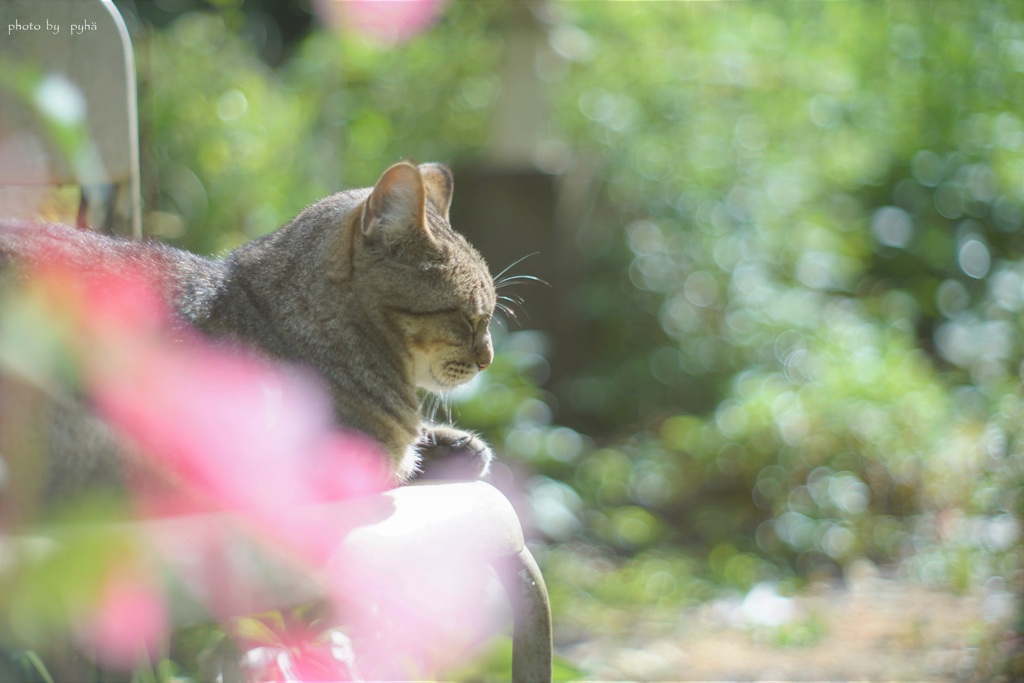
[26,253,390,563]
[237,620,360,682]
[92,338,390,561]
[14,252,392,664]
[73,565,166,670]
[13,244,494,675]
[317,0,448,44]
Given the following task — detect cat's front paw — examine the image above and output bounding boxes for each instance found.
[417,425,493,481]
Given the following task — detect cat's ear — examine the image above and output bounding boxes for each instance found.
[362,161,431,242]
[418,163,454,219]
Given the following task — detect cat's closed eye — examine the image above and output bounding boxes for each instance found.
[465,314,489,334]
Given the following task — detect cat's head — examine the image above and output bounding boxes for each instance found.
[342,161,495,393]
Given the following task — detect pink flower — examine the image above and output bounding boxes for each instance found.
[73,565,166,670]
[317,0,448,44]
[237,620,360,682]
[12,246,496,675]
[23,253,391,564]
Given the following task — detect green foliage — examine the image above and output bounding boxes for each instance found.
[138,13,320,253]
[549,0,1024,425]
[510,0,1024,586]
[137,2,504,253]
[764,611,827,649]
[423,1,1024,631]
[0,651,56,683]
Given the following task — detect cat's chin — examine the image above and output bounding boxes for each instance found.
[415,371,472,394]
[412,359,477,393]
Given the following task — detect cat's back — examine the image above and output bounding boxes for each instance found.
[1,220,162,271]
[0,219,219,300]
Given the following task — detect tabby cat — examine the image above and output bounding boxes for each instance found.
[0,161,496,491]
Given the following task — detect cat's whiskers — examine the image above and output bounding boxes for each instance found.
[495,290,529,321]
[493,252,540,284]
[495,300,520,322]
[421,392,440,425]
[419,388,457,431]
[494,274,549,289]
[492,253,548,327]
[443,393,452,426]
